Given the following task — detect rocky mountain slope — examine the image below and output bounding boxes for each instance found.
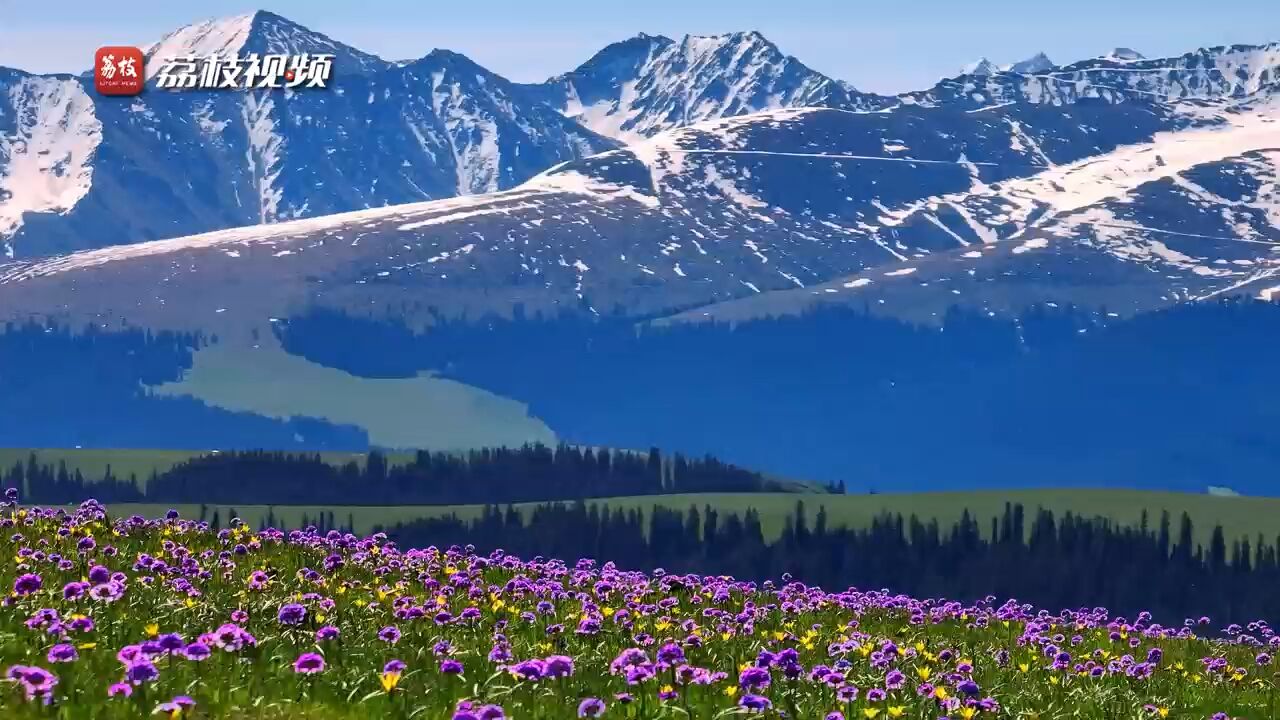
[0,11,616,258]
[517,31,885,142]
[2,92,1275,330]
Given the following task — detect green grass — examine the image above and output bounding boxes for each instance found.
[149,339,556,450]
[104,488,1280,547]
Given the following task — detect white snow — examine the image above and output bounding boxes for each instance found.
[0,77,103,253]
[242,93,285,223]
[884,267,917,277]
[144,14,256,80]
[1012,238,1049,254]
[843,278,873,288]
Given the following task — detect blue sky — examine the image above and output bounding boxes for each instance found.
[2,0,1277,93]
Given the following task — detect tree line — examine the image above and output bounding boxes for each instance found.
[1,445,824,507]
[381,500,1280,627]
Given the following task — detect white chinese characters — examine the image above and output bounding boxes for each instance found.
[98,53,137,80]
[154,53,333,90]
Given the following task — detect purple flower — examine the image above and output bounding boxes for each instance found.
[183,643,211,661]
[385,659,407,674]
[277,603,306,625]
[837,684,859,702]
[885,669,905,689]
[510,659,546,681]
[89,582,123,603]
[578,698,606,718]
[544,655,574,678]
[739,694,772,712]
[157,633,185,653]
[14,573,42,595]
[62,581,89,600]
[739,666,771,689]
[46,644,77,663]
[866,688,886,702]
[441,658,464,674]
[88,565,110,584]
[377,626,402,644]
[125,660,159,685]
[293,652,325,674]
[656,643,685,667]
[107,682,133,698]
[315,625,340,642]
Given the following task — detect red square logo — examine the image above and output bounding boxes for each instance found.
[94,47,145,96]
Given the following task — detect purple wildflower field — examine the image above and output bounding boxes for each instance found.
[1,491,1277,719]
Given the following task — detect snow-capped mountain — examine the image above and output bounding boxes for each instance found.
[1103,47,1146,62]
[519,31,886,142]
[959,58,999,76]
[142,10,386,78]
[916,42,1280,109]
[1006,52,1055,73]
[959,53,1055,77]
[2,92,1275,328]
[0,10,616,258]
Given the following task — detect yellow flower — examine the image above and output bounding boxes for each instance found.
[773,631,786,641]
[863,709,880,719]
[724,685,738,697]
[145,623,159,638]
[77,643,97,650]
[959,708,977,719]
[917,667,932,681]
[933,687,948,700]
[1018,663,1030,673]
[315,614,326,623]
[601,607,615,617]
[380,671,402,692]
[1157,709,1169,719]
[888,706,906,718]
[914,641,926,653]
[660,685,674,695]
[1049,675,1060,685]
[656,622,672,632]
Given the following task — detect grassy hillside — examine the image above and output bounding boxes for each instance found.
[149,340,556,451]
[103,488,1279,549]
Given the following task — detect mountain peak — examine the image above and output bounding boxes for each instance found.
[1103,47,1146,62]
[1005,52,1055,73]
[142,9,386,79]
[960,57,998,76]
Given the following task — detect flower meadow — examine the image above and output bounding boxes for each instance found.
[1,494,1279,719]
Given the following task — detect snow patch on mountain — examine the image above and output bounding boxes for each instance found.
[526,30,881,140]
[1103,47,1146,62]
[0,74,102,257]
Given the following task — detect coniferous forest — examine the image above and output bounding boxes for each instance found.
[0,446,809,506]
[382,500,1280,628]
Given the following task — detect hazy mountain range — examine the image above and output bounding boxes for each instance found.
[0,11,1277,491]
